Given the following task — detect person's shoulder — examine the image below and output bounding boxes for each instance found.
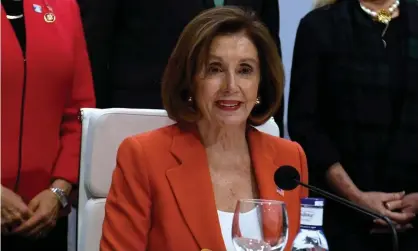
[125,124,176,150]
[52,0,82,26]
[55,0,79,12]
[296,1,351,48]
[300,1,349,29]
[255,130,306,168]
[115,125,177,174]
[305,1,348,18]
[259,132,303,156]
[58,0,79,7]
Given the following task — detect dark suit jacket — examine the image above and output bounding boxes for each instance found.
[78,0,284,136]
[288,0,418,230]
[100,124,308,251]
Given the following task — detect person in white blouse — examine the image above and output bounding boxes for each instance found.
[101,6,308,251]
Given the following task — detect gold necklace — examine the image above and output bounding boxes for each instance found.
[359,0,400,24]
[359,0,400,48]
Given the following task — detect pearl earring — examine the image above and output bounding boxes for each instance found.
[255,97,261,105]
[188,96,193,102]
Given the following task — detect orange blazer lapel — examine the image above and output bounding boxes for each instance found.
[248,127,283,200]
[166,126,288,250]
[248,128,287,249]
[166,126,226,251]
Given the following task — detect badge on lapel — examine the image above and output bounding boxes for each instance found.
[43,3,56,23]
[33,4,42,13]
[33,2,56,23]
[276,187,285,197]
[44,12,56,23]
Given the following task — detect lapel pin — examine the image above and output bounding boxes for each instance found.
[44,12,55,23]
[276,187,284,197]
[201,249,212,251]
[44,3,56,23]
[33,4,42,13]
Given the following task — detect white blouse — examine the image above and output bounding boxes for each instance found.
[217,207,263,251]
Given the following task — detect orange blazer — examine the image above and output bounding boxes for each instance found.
[100,124,309,251]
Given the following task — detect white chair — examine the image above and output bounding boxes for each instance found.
[76,108,280,251]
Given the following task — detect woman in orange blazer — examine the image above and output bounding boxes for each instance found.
[1,0,95,250]
[101,7,308,251]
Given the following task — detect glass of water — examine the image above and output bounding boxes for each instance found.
[232,199,289,251]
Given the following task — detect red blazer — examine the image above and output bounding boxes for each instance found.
[1,0,95,203]
[101,124,309,251]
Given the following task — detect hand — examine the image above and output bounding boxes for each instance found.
[354,191,415,226]
[401,193,418,214]
[13,189,61,238]
[1,186,33,233]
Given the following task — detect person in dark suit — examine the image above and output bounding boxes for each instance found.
[78,0,285,137]
[287,0,418,250]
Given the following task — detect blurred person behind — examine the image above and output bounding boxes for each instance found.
[100,7,307,251]
[77,0,285,137]
[288,0,418,250]
[1,0,96,250]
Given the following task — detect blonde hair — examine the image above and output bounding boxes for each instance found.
[314,0,338,8]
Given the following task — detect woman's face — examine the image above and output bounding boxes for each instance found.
[194,32,260,127]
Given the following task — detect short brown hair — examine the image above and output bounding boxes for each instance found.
[161,6,284,126]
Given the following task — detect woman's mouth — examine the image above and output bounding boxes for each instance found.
[215,100,242,111]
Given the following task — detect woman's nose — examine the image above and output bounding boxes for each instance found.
[222,71,239,91]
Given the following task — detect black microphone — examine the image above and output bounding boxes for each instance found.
[274,165,399,251]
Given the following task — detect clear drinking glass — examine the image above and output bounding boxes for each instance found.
[232,199,289,251]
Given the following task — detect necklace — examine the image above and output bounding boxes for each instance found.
[360,0,399,24]
[359,0,400,48]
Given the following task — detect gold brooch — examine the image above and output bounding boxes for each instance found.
[44,12,56,23]
[44,4,56,23]
[376,9,392,24]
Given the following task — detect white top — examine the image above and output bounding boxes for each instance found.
[217,208,262,251]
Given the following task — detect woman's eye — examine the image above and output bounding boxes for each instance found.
[239,66,253,75]
[207,66,222,74]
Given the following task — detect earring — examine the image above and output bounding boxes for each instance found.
[188,96,193,102]
[255,97,261,105]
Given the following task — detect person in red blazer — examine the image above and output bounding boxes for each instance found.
[1,0,95,250]
[100,7,308,251]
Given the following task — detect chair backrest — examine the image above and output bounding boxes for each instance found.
[77,108,280,251]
